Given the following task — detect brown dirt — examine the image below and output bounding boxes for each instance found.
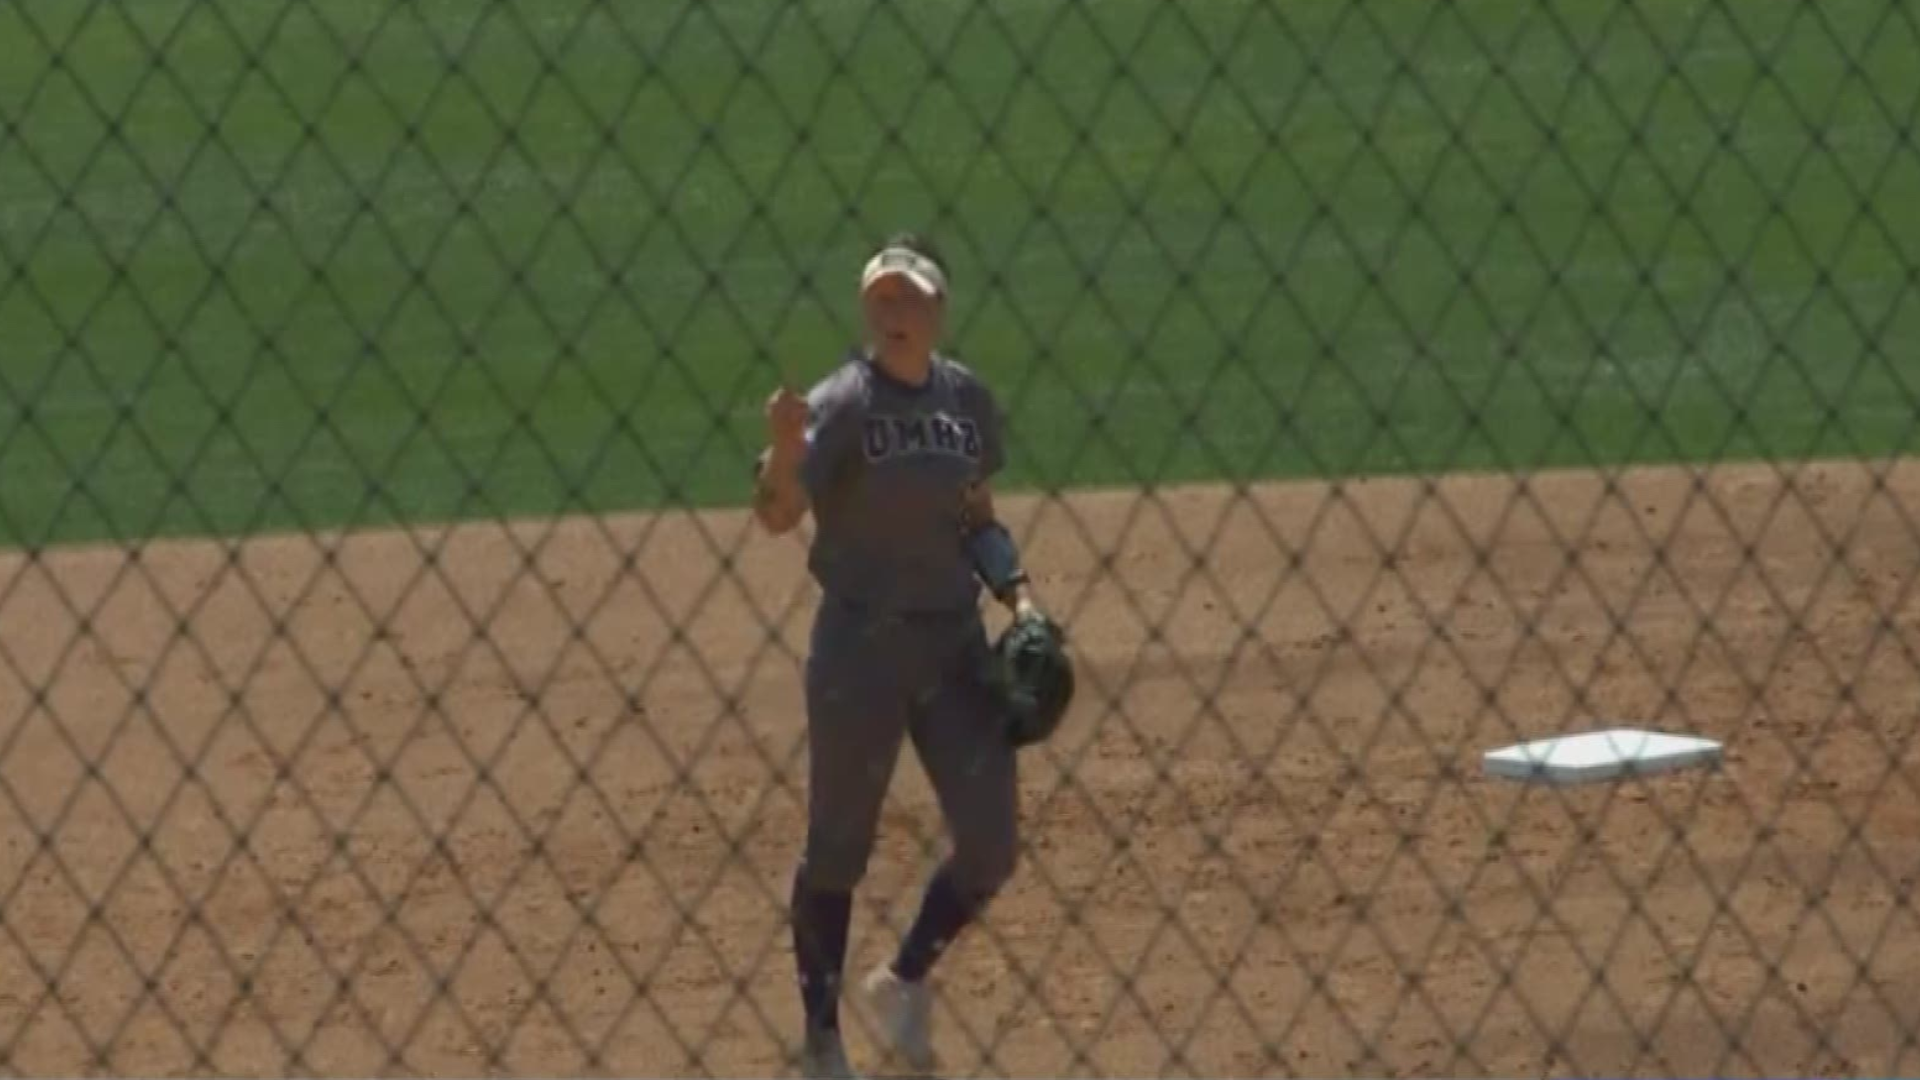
[1,458,1918,1077]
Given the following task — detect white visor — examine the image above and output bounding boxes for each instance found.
[860,246,947,298]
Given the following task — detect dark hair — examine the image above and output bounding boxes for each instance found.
[883,231,947,279]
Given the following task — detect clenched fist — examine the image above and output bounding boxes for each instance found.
[765,386,809,457]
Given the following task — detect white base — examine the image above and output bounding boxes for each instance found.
[1483,726,1723,785]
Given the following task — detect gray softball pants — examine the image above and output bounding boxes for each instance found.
[796,596,1019,902]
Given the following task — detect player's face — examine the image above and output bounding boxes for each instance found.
[862,273,944,363]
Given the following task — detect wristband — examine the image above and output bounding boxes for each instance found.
[966,521,1029,601]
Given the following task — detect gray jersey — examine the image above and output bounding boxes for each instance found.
[798,350,1006,613]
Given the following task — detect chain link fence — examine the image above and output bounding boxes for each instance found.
[2,0,1919,1075]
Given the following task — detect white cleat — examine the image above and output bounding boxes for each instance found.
[862,964,936,1072]
[799,1026,857,1079]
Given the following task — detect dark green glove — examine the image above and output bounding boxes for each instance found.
[987,608,1075,748]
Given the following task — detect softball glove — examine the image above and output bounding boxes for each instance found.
[988,608,1075,748]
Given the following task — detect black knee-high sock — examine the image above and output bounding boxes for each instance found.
[893,864,980,982]
[791,873,854,1031]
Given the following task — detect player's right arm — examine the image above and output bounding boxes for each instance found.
[754,386,811,534]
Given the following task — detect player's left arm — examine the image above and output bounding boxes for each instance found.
[963,481,1038,617]
[960,372,1044,616]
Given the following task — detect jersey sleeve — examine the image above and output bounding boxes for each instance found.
[798,373,861,500]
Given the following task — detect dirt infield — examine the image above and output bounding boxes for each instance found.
[1,459,1917,1077]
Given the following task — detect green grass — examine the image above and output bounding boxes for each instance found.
[1,0,1917,547]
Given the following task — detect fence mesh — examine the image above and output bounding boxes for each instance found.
[2,0,1919,1075]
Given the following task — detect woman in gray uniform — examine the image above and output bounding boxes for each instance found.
[753,233,1047,1077]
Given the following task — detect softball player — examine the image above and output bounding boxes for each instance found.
[754,234,1044,1077]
